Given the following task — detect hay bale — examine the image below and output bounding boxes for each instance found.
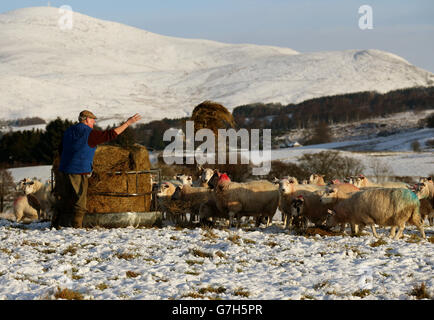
[87,144,151,213]
[53,144,152,214]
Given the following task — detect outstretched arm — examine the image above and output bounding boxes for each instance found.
[87,113,142,148]
[114,113,142,135]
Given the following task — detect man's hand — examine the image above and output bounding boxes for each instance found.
[127,113,142,125]
[114,113,142,135]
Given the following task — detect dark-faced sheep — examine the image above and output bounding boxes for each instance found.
[288,196,309,230]
[324,188,425,239]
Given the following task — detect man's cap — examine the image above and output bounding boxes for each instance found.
[79,110,97,120]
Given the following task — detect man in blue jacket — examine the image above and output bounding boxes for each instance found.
[54,110,141,228]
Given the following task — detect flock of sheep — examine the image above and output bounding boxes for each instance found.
[156,167,434,240]
[9,166,434,241]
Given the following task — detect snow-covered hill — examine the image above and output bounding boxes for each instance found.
[1,7,433,123]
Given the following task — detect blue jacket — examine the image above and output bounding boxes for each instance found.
[59,123,96,174]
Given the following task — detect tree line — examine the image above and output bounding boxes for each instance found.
[233,86,434,131]
[0,86,433,167]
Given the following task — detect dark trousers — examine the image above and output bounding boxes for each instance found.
[52,172,89,228]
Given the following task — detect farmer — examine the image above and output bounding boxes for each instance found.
[52,110,142,229]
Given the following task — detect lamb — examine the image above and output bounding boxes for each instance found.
[353,174,409,189]
[208,171,279,228]
[171,184,213,223]
[324,188,425,239]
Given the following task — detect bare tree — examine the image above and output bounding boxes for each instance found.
[368,157,394,183]
[0,168,15,212]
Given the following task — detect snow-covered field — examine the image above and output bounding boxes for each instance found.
[0,219,432,300]
[2,145,434,300]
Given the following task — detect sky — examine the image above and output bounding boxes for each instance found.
[0,0,433,73]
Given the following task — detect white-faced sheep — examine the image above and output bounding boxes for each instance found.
[323,188,425,239]
[174,174,193,186]
[208,171,279,228]
[13,194,41,222]
[155,181,178,221]
[171,184,213,223]
[414,181,434,225]
[309,174,326,186]
[418,177,434,199]
[195,166,215,187]
[16,178,32,191]
[16,178,54,221]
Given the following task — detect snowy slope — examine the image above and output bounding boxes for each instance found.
[1,7,433,123]
[0,220,432,300]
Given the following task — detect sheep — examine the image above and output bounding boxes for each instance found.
[195,166,214,187]
[353,174,409,189]
[174,174,193,186]
[328,179,342,185]
[288,196,309,230]
[419,198,434,226]
[208,171,279,228]
[171,184,213,223]
[16,178,31,191]
[199,199,229,226]
[285,176,299,185]
[14,194,41,222]
[418,177,434,199]
[343,176,353,184]
[309,174,326,186]
[319,184,361,232]
[279,179,356,229]
[414,182,434,225]
[18,178,54,221]
[155,181,178,221]
[324,188,425,239]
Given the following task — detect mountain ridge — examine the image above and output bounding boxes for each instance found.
[1,6,433,122]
